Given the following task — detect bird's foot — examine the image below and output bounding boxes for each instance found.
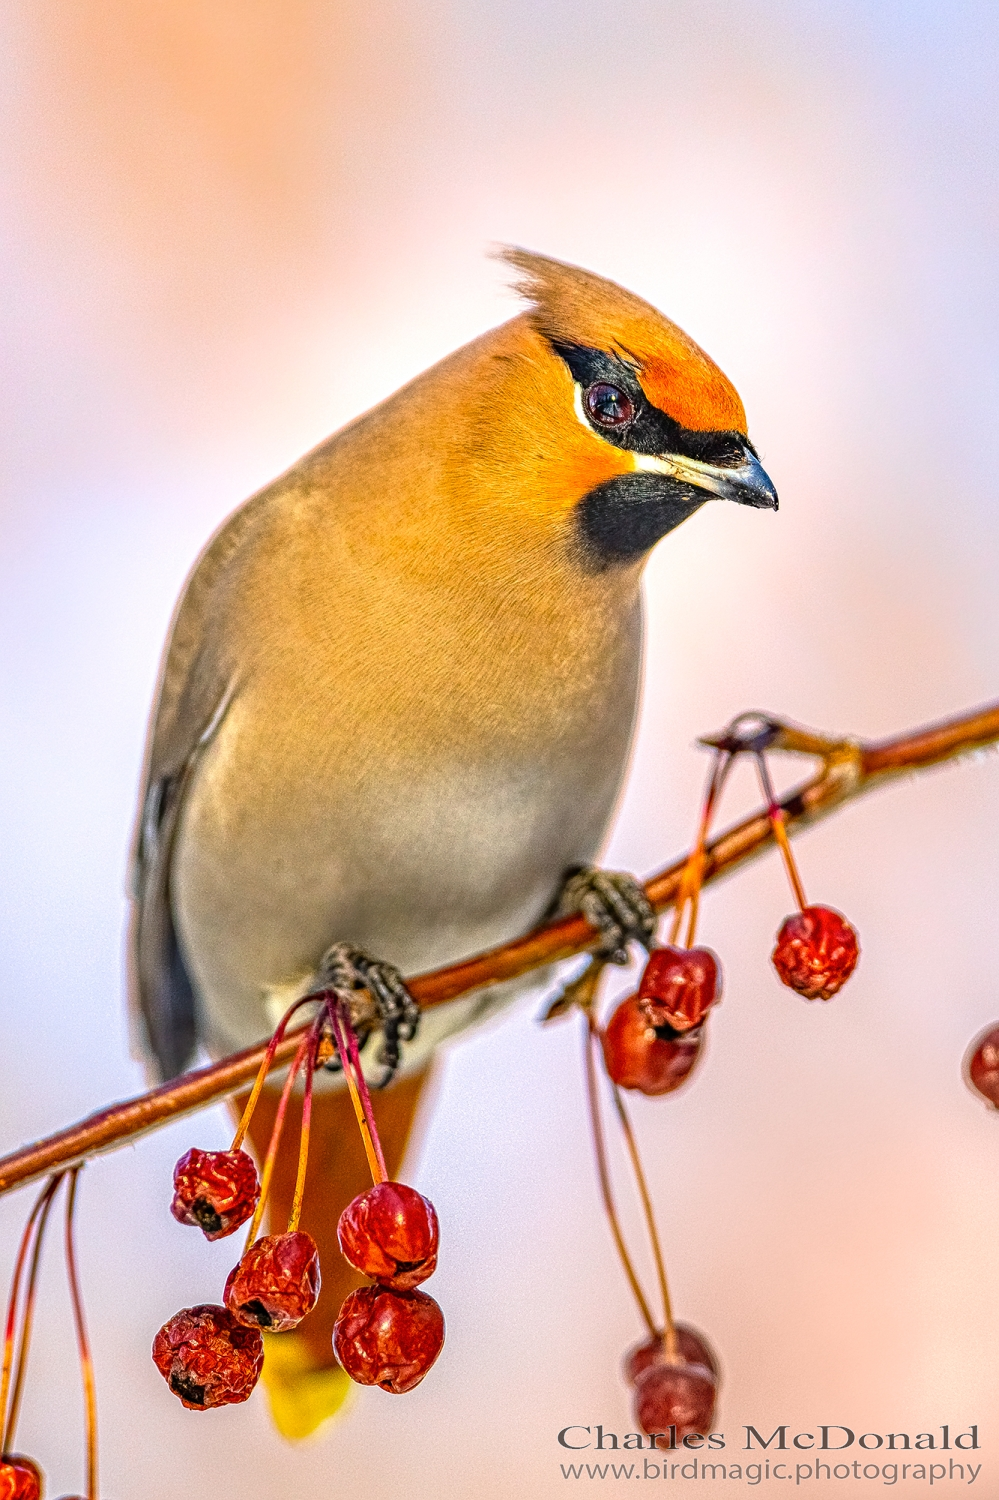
[313,942,420,1087]
[558,865,656,966]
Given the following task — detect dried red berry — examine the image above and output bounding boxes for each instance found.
[0,1456,42,1500]
[601,996,704,1095]
[965,1024,999,1107]
[338,1182,439,1290]
[623,1322,720,1386]
[771,905,859,1000]
[224,1231,321,1332]
[152,1304,263,1409]
[632,1359,717,1442]
[333,1284,445,1393]
[637,947,721,1032]
[170,1147,260,1240]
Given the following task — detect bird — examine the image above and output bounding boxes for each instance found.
[129,248,777,1437]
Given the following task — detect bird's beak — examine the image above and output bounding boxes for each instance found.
[632,444,779,511]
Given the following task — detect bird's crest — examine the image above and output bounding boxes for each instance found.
[499,247,746,435]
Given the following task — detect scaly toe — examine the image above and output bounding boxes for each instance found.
[558,866,656,965]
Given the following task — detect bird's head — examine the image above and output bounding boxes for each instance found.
[490,248,777,569]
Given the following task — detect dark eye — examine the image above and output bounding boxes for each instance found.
[584,382,635,428]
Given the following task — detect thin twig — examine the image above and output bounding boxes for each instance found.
[608,1084,678,1361]
[229,994,321,1154]
[583,1018,657,1338]
[1,698,997,1197]
[2,1174,63,1450]
[670,750,733,948]
[64,1168,98,1500]
[243,1029,311,1251]
[755,751,808,911]
[287,1027,319,1234]
[329,1002,388,1186]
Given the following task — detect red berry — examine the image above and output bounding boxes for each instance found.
[333,1284,445,1393]
[224,1231,321,1332]
[632,1360,717,1442]
[637,947,721,1032]
[0,1456,42,1500]
[965,1024,999,1107]
[152,1304,263,1409]
[623,1322,720,1385]
[601,996,704,1095]
[771,905,859,1000]
[170,1147,260,1240]
[338,1182,439,1290]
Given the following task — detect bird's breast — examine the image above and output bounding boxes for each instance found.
[171,510,644,1057]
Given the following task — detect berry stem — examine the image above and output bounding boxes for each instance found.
[287,1022,321,1233]
[64,1168,98,1500]
[608,1083,679,1363]
[1,1172,63,1451]
[670,751,733,949]
[230,994,322,1153]
[243,1029,312,1251]
[583,1014,657,1339]
[755,752,808,911]
[328,1001,388,1186]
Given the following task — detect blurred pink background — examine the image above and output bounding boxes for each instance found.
[2,3,998,1495]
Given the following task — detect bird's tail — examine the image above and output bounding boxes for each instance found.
[231,1064,432,1440]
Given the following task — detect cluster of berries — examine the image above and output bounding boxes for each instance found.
[601,732,859,1100]
[564,721,861,1442]
[601,899,858,1097]
[153,994,444,1411]
[0,1170,95,1500]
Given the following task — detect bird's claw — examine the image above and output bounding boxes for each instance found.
[314,942,420,1087]
[558,866,656,965]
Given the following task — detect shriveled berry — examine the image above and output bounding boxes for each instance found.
[624,1322,720,1386]
[338,1182,439,1290]
[170,1147,259,1240]
[965,1024,999,1108]
[601,996,704,1096]
[333,1285,445,1393]
[224,1231,320,1332]
[638,947,721,1032]
[152,1304,263,1409]
[633,1360,717,1442]
[771,905,859,1000]
[0,1455,42,1500]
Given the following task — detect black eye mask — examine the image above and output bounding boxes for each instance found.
[547,341,773,568]
[549,340,752,469]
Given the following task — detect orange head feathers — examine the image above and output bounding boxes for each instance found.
[501,247,747,434]
[487,248,777,566]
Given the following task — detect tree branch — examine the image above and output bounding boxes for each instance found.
[2,699,997,1197]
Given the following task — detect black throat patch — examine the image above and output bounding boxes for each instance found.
[576,474,709,567]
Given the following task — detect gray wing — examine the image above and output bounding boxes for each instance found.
[129,760,203,1081]
[128,504,259,1081]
